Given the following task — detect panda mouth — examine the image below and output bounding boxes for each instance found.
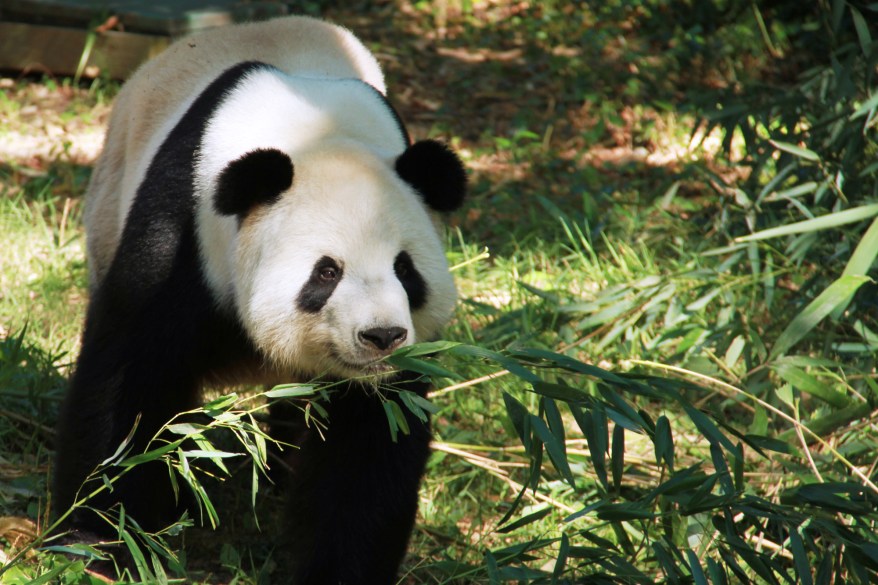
[329,349,395,377]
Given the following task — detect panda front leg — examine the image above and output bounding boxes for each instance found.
[52,314,204,535]
[283,378,431,585]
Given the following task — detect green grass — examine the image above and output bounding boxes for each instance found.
[0,175,88,345]
[2,1,878,583]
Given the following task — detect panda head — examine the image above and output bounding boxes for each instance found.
[212,138,466,380]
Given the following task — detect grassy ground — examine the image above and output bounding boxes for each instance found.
[2,1,878,583]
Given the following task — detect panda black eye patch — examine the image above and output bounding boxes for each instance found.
[394,251,428,310]
[297,256,343,313]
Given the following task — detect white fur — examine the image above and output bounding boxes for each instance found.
[193,69,408,309]
[223,142,456,379]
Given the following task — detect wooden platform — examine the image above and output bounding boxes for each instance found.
[0,0,290,79]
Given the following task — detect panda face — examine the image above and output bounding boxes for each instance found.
[229,144,457,380]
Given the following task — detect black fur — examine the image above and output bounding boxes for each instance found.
[214,148,294,217]
[281,373,431,584]
[53,61,433,585]
[296,256,343,313]
[395,139,467,212]
[394,251,428,310]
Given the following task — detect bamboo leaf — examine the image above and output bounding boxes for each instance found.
[815,555,833,585]
[395,393,423,419]
[595,501,655,521]
[530,380,590,402]
[762,181,819,203]
[723,335,746,369]
[772,363,849,407]
[830,216,878,319]
[382,401,399,442]
[790,526,814,585]
[770,275,872,360]
[654,415,674,471]
[203,393,238,412]
[769,140,821,162]
[503,392,531,451]
[573,405,609,490]
[710,444,734,495]
[497,506,551,533]
[530,414,575,487]
[543,397,567,452]
[735,204,878,242]
[599,386,649,431]
[180,449,241,459]
[777,402,871,440]
[399,390,438,420]
[576,296,638,329]
[452,345,540,383]
[385,354,461,380]
[854,319,878,345]
[851,92,878,120]
[652,542,684,581]
[552,533,570,584]
[100,416,139,466]
[686,287,723,312]
[121,440,184,466]
[706,558,729,585]
[120,526,153,582]
[511,346,634,387]
[682,403,738,453]
[386,400,410,438]
[393,340,461,357]
[166,423,205,436]
[611,424,624,495]
[22,561,80,585]
[850,5,873,57]
[265,384,317,398]
[781,482,876,514]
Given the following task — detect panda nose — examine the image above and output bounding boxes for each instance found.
[358,327,408,352]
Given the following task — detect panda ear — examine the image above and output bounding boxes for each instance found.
[214,148,294,216]
[395,139,466,212]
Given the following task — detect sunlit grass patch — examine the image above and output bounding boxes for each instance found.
[0,170,88,357]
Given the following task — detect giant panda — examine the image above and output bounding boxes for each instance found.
[52,15,466,585]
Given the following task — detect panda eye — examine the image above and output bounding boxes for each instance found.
[313,257,341,283]
[318,266,338,281]
[298,256,343,313]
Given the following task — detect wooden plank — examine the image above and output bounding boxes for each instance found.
[0,21,168,79]
[2,0,290,36]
